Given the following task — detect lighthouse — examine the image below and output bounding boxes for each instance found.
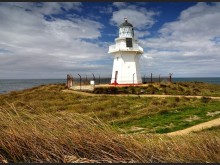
[108,18,144,85]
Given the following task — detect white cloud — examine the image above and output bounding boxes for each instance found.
[2,2,82,15]
[111,8,158,30]
[0,2,108,79]
[135,30,150,39]
[1,2,219,79]
[112,2,127,9]
[141,2,220,77]
[99,6,113,14]
[110,3,159,40]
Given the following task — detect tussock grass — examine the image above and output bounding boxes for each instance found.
[0,104,220,163]
[1,84,220,134]
[93,82,220,96]
[1,84,220,162]
[0,105,144,163]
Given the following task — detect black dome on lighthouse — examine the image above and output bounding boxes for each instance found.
[119,18,133,28]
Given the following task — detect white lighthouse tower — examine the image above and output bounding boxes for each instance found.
[108,18,144,85]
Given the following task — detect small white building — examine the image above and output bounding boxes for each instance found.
[108,18,144,85]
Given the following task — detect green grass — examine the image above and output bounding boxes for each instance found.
[0,83,220,163]
[0,104,220,163]
[113,100,220,133]
[93,82,220,96]
[1,83,220,134]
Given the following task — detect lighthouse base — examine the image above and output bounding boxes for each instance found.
[110,78,142,85]
[111,83,143,86]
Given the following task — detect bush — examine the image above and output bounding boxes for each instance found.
[193,88,200,93]
[159,84,167,88]
[184,90,191,95]
[109,87,118,94]
[93,87,104,94]
[127,87,136,94]
[180,82,189,87]
[146,86,159,94]
[178,86,184,92]
[159,109,169,114]
[175,97,180,102]
[201,96,211,103]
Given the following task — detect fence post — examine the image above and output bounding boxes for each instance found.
[78,74,81,90]
[92,73,95,81]
[159,74,161,84]
[151,73,153,84]
[169,73,173,83]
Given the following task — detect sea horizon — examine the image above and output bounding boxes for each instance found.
[1,76,220,80]
[1,77,220,94]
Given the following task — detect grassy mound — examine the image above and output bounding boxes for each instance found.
[93,82,220,96]
[0,83,220,162]
[1,84,220,133]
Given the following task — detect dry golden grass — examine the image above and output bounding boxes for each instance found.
[0,104,146,163]
[0,103,220,163]
[1,84,220,134]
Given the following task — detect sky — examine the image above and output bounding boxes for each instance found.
[0,2,220,79]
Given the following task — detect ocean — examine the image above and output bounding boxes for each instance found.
[0,77,220,94]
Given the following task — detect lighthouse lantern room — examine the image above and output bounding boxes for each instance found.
[108,18,144,85]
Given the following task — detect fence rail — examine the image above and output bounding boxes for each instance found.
[66,73,173,89]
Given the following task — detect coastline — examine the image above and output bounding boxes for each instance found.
[1,77,220,94]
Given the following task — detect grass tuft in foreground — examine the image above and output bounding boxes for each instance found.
[0,104,220,163]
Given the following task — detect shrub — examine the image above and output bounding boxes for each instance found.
[175,97,180,102]
[184,90,191,95]
[127,87,136,94]
[161,99,168,105]
[146,86,159,94]
[93,87,104,94]
[178,86,184,92]
[109,87,118,94]
[159,83,166,88]
[193,88,200,93]
[180,83,189,87]
[201,96,211,103]
[159,109,169,114]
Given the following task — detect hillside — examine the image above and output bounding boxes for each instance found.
[1,83,220,134]
[92,81,220,96]
[0,82,220,163]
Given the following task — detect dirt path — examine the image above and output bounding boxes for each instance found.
[166,118,220,136]
[62,89,220,100]
[62,89,220,136]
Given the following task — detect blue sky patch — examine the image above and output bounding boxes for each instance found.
[0,2,220,78]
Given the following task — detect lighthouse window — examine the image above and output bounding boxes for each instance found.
[126,38,133,47]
